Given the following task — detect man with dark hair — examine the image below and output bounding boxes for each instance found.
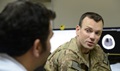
[45,12,111,71]
[0,0,56,71]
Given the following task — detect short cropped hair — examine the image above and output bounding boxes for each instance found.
[79,12,104,27]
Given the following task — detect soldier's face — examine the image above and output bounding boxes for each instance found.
[76,17,103,50]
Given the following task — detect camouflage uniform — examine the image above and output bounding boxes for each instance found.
[44,37,111,71]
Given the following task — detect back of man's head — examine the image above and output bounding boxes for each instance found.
[0,0,56,56]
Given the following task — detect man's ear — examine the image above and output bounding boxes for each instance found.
[76,25,80,36]
[32,39,42,57]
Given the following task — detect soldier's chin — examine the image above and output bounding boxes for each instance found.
[86,46,94,50]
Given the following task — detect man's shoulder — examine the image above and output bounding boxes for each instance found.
[93,44,105,53]
[48,44,79,61]
[0,54,27,71]
[91,44,108,60]
[48,38,79,60]
[45,44,81,71]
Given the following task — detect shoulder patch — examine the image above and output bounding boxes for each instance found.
[103,54,109,65]
[71,61,81,71]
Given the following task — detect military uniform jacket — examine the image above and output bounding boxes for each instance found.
[45,37,111,71]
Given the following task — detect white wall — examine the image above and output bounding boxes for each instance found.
[50,30,76,52]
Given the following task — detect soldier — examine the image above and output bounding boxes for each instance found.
[44,12,111,71]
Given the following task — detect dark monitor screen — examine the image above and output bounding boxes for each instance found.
[98,27,120,54]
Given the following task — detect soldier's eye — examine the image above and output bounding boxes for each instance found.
[85,29,92,33]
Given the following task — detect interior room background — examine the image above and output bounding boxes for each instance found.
[0,0,120,29]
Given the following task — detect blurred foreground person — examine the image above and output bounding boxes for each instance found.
[0,0,56,71]
[45,12,111,71]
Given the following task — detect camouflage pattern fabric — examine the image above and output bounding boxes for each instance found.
[44,37,111,71]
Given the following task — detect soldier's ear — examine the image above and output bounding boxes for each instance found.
[76,25,81,36]
[32,39,42,57]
